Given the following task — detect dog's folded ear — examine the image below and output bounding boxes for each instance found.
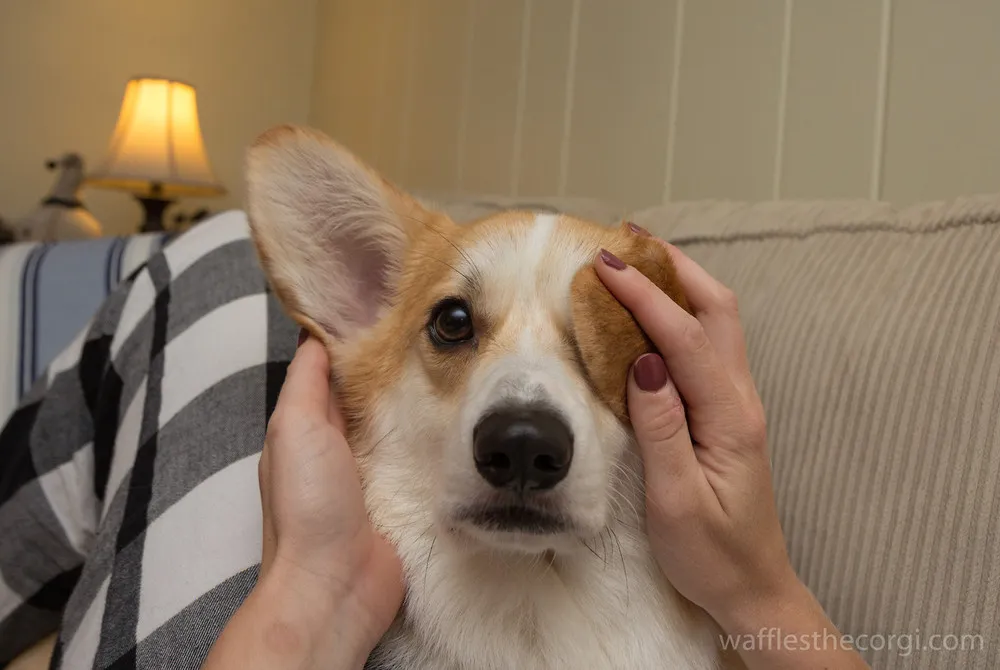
[245,125,432,345]
[570,223,690,422]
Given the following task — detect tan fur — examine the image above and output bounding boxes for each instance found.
[246,125,733,669]
[570,221,689,421]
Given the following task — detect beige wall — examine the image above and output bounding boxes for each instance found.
[310,0,1000,209]
[0,0,318,236]
[5,0,998,236]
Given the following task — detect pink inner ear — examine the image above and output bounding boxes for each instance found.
[333,233,393,334]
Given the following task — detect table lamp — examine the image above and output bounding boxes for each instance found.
[87,77,225,232]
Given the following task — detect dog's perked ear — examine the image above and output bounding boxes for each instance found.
[571,222,691,422]
[245,125,430,344]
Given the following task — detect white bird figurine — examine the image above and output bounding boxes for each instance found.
[14,153,102,241]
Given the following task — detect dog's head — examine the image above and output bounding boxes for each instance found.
[246,126,687,558]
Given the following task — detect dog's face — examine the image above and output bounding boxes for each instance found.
[246,126,686,559]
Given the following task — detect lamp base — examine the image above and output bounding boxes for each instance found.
[135,194,173,233]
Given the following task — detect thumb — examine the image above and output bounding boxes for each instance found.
[628,353,701,492]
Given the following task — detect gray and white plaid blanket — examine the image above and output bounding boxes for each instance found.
[0,212,300,668]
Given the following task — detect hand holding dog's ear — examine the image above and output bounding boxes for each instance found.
[594,241,787,618]
[208,333,403,670]
[263,332,403,634]
[596,238,869,670]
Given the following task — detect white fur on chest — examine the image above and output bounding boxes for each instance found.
[368,521,721,670]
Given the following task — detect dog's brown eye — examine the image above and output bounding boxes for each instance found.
[429,299,474,345]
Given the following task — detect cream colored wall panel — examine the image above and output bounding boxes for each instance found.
[404,0,472,191]
[882,0,1000,203]
[671,0,784,201]
[516,0,575,197]
[780,1,882,199]
[369,0,417,181]
[308,0,1000,206]
[310,0,389,166]
[460,0,527,194]
[565,0,677,208]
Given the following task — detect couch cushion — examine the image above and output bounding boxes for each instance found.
[635,195,1000,669]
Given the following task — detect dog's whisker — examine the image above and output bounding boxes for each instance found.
[398,210,477,270]
[423,532,438,593]
[408,249,476,286]
[609,525,630,610]
[358,426,398,459]
[608,463,644,530]
[607,487,638,532]
[613,496,643,533]
[580,538,601,562]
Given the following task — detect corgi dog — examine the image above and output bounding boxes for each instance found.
[246,125,742,670]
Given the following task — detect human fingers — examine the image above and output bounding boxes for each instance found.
[661,243,752,386]
[627,353,705,497]
[626,225,752,386]
[594,250,742,416]
[270,331,333,431]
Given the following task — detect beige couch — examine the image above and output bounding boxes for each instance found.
[427,192,1000,670]
[10,192,996,670]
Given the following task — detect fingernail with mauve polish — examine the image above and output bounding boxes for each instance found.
[297,328,309,347]
[634,353,668,392]
[627,222,650,237]
[599,248,626,270]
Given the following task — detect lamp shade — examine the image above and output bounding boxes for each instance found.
[87,77,225,198]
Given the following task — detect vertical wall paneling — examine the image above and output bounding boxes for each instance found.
[565,0,678,208]
[517,0,574,197]
[396,0,420,185]
[870,0,894,200]
[366,0,392,169]
[556,0,581,196]
[661,0,687,204]
[378,0,414,179]
[772,0,794,200]
[308,0,1000,207]
[671,0,785,201]
[780,0,882,199]
[455,0,478,189]
[882,0,1000,202]
[459,0,527,194]
[509,0,534,195]
[362,0,417,180]
[310,0,388,163]
[403,0,470,192]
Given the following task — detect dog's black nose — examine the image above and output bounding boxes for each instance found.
[473,408,573,491]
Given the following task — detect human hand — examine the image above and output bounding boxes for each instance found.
[595,238,791,626]
[259,331,403,649]
[206,332,403,670]
[595,232,867,670]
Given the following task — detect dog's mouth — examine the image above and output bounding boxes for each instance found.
[455,503,567,535]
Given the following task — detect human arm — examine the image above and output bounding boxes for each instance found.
[595,232,869,670]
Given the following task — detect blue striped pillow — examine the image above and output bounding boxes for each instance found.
[0,233,169,424]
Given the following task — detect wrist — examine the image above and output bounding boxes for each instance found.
[253,561,381,669]
[711,565,815,638]
[707,570,870,669]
